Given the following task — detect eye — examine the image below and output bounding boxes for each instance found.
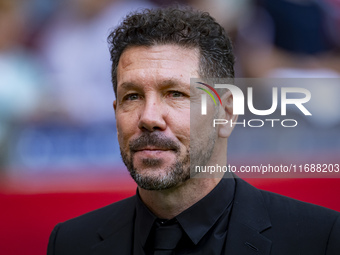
[124,93,140,101]
[168,91,185,98]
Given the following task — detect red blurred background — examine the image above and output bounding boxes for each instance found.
[1,170,339,255]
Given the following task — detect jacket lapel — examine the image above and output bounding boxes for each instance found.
[225,177,272,255]
[92,196,137,255]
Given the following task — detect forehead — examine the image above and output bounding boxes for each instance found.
[116,44,200,90]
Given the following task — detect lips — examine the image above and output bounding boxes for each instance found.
[133,145,177,160]
[134,146,174,152]
[133,147,175,157]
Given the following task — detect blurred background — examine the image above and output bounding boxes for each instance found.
[0,0,339,254]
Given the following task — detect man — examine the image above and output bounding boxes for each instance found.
[47,6,340,255]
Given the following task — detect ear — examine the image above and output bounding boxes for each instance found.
[113,100,117,112]
[218,90,238,138]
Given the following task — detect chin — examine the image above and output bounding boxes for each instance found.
[131,166,190,191]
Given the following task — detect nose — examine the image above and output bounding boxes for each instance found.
[138,96,167,132]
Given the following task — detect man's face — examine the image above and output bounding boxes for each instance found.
[114,44,215,190]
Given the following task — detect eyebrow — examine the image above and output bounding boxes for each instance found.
[118,82,137,91]
[160,79,189,89]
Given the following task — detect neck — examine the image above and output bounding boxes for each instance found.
[138,177,222,219]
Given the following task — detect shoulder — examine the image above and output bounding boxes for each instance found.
[260,187,340,228]
[234,177,340,222]
[230,178,340,255]
[260,188,339,220]
[234,178,340,253]
[260,189,340,253]
[47,196,136,255]
[60,195,136,230]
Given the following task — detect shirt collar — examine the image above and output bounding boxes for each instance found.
[176,176,235,244]
[135,175,235,246]
[135,190,157,247]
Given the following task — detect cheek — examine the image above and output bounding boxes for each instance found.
[190,115,214,144]
[116,113,138,144]
[169,110,190,144]
[190,99,216,131]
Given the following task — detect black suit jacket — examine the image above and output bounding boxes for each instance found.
[47,177,340,255]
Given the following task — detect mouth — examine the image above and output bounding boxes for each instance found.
[133,147,176,158]
[132,145,177,152]
[134,146,172,152]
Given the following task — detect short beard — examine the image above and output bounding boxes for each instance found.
[120,133,190,190]
[189,110,217,177]
[190,130,216,177]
